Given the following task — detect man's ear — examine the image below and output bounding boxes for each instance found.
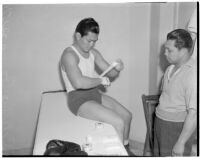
[180,48,189,57]
[75,32,81,41]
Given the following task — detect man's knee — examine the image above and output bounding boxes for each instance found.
[128,110,132,120]
[124,110,132,122]
[113,116,125,130]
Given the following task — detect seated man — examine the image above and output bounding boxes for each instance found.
[60,17,133,155]
[154,29,197,156]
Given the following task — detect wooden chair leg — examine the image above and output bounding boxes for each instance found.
[143,132,152,156]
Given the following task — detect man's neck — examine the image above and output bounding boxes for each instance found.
[174,54,191,69]
[73,44,89,58]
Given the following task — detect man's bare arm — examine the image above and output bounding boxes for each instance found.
[177,109,196,144]
[172,109,196,156]
[61,49,102,89]
[92,49,120,78]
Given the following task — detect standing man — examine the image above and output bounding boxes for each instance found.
[154,29,197,156]
[60,17,133,155]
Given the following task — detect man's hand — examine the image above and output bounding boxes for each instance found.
[172,141,185,156]
[171,109,196,157]
[100,77,111,87]
[115,59,124,71]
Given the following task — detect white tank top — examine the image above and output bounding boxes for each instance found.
[60,45,97,92]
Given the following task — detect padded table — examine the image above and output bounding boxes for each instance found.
[33,92,128,155]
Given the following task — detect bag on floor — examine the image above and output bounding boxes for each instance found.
[44,139,88,156]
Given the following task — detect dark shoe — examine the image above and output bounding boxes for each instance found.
[124,144,136,156]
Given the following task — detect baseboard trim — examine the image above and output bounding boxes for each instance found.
[3,148,32,156]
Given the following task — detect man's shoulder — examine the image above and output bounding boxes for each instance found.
[191,59,197,70]
[62,47,73,55]
[183,62,197,85]
[61,47,79,62]
[90,48,101,57]
[184,59,197,75]
[164,65,173,74]
[63,47,78,57]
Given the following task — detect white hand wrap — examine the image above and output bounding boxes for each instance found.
[100,77,111,86]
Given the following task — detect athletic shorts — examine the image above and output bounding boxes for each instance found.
[67,87,102,115]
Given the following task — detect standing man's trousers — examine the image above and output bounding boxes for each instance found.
[153,116,196,156]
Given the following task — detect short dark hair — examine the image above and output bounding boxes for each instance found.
[167,29,193,51]
[75,18,99,37]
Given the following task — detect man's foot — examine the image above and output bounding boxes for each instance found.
[124,144,136,156]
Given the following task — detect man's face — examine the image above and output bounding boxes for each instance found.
[164,40,183,64]
[78,32,98,53]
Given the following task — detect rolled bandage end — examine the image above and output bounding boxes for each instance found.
[111,61,119,67]
[100,61,119,77]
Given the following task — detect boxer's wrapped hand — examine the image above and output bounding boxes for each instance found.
[100,77,111,87]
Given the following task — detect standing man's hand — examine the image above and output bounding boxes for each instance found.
[172,141,185,156]
[115,59,124,71]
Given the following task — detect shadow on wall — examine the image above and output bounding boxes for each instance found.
[157,44,170,93]
[159,44,169,73]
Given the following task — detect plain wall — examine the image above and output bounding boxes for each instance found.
[2,2,197,154]
[128,3,151,142]
[178,2,197,29]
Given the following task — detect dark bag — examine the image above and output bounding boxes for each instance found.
[44,139,88,156]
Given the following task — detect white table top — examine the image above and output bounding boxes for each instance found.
[33,92,128,156]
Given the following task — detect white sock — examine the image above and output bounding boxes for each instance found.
[124,139,129,146]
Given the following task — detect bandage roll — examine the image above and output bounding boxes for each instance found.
[100,61,119,77]
[95,122,104,129]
